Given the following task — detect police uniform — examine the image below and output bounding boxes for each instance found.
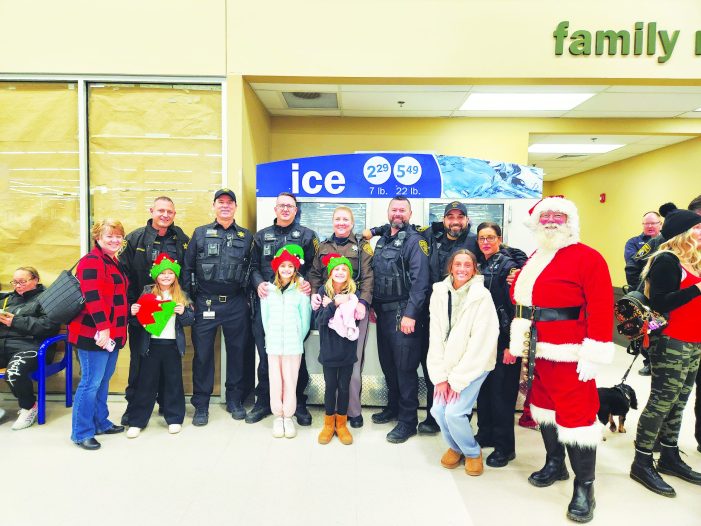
[371,225,430,435]
[248,220,318,417]
[120,219,189,419]
[183,219,253,413]
[308,234,374,421]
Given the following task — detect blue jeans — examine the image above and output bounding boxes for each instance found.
[71,348,119,443]
[431,372,489,459]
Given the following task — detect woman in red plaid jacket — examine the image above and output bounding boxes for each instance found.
[69,219,129,450]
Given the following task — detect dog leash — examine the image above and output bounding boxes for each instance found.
[620,344,641,384]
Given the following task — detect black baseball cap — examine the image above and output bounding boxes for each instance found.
[444,201,467,216]
[214,188,237,203]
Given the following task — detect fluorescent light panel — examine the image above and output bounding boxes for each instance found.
[528,143,625,154]
[460,93,595,111]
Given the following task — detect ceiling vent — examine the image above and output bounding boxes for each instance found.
[556,154,589,159]
[282,91,338,109]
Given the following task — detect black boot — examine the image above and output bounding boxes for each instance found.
[657,442,701,485]
[630,445,676,497]
[528,424,569,487]
[565,445,596,523]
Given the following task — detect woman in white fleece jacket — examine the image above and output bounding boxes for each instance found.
[427,249,499,476]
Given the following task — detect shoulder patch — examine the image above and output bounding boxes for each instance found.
[419,239,429,256]
[417,225,429,232]
[634,243,651,259]
[313,237,319,253]
[362,243,373,256]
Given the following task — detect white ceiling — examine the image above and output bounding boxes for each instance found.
[250,82,701,180]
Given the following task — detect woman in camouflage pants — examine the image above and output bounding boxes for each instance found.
[630,209,701,497]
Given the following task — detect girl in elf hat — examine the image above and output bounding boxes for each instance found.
[261,244,312,439]
[126,254,194,438]
[313,253,359,445]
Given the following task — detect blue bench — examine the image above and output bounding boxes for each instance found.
[0,333,73,425]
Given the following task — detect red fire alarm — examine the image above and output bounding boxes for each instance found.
[599,193,606,203]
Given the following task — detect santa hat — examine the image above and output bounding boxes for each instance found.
[150,254,181,281]
[322,252,352,274]
[527,195,580,240]
[271,244,304,273]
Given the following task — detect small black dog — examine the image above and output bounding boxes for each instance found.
[597,383,638,435]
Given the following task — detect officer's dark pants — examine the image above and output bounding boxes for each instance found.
[419,312,434,419]
[128,340,185,427]
[251,296,309,409]
[191,293,250,410]
[125,324,164,414]
[476,355,521,454]
[376,307,423,428]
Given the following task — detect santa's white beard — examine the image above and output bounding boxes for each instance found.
[534,223,575,251]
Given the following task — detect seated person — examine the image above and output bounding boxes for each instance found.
[0,266,60,430]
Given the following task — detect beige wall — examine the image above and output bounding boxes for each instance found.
[229,0,701,80]
[0,0,225,75]
[548,136,701,285]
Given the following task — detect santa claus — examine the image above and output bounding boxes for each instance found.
[509,196,614,524]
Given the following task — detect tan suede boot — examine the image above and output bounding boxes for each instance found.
[465,450,484,476]
[335,414,353,445]
[318,414,336,444]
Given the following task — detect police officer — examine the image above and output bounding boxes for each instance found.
[183,189,253,426]
[119,196,189,426]
[371,196,430,443]
[365,201,478,435]
[308,205,374,428]
[246,192,318,426]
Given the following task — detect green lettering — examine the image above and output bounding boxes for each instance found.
[647,22,657,55]
[595,30,630,55]
[658,30,679,63]
[569,30,591,56]
[553,21,570,55]
[634,22,644,55]
[696,30,701,55]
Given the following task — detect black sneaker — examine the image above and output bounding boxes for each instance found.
[192,409,209,427]
[386,422,417,444]
[294,405,312,426]
[227,401,246,421]
[639,364,651,376]
[371,407,398,424]
[245,403,272,424]
[418,418,440,435]
[349,415,364,428]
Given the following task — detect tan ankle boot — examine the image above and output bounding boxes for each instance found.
[465,450,484,476]
[318,414,335,444]
[335,414,353,445]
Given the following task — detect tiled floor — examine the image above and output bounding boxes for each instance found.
[2,347,700,526]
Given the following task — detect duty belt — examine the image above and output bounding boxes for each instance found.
[374,300,407,313]
[516,305,582,391]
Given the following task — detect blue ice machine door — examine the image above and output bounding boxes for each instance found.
[256,153,543,407]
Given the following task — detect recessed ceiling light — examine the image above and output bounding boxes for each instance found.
[528,143,625,154]
[460,93,595,111]
[694,106,701,112]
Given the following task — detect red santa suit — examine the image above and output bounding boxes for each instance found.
[509,199,614,447]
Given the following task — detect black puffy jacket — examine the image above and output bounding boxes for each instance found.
[478,249,520,353]
[0,285,60,355]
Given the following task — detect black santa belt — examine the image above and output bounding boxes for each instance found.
[515,305,582,391]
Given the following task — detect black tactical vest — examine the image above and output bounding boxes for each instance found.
[259,225,315,282]
[372,231,410,302]
[196,227,251,288]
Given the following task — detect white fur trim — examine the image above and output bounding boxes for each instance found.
[513,249,558,305]
[557,422,602,448]
[578,338,615,365]
[530,404,557,426]
[508,317,532,359]
[528,197,580,238]
[536,342,580,363]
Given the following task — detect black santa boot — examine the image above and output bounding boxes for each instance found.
[528,424,570,487]
[565,445,596,523]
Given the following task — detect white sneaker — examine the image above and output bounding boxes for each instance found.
[284,417,296,438]
[168,424,182,434]
[11,403,37,430]
[0,408,6,421]
[272,417,285,438]
[127,427,142,438]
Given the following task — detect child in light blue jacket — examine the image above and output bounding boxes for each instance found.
[261,244,312,438]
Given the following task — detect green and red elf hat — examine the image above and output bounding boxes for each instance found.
[322,252,352,274]
[271,244,304,273]
[150,254,182,281]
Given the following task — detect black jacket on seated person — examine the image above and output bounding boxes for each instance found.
[0,285,60,356]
